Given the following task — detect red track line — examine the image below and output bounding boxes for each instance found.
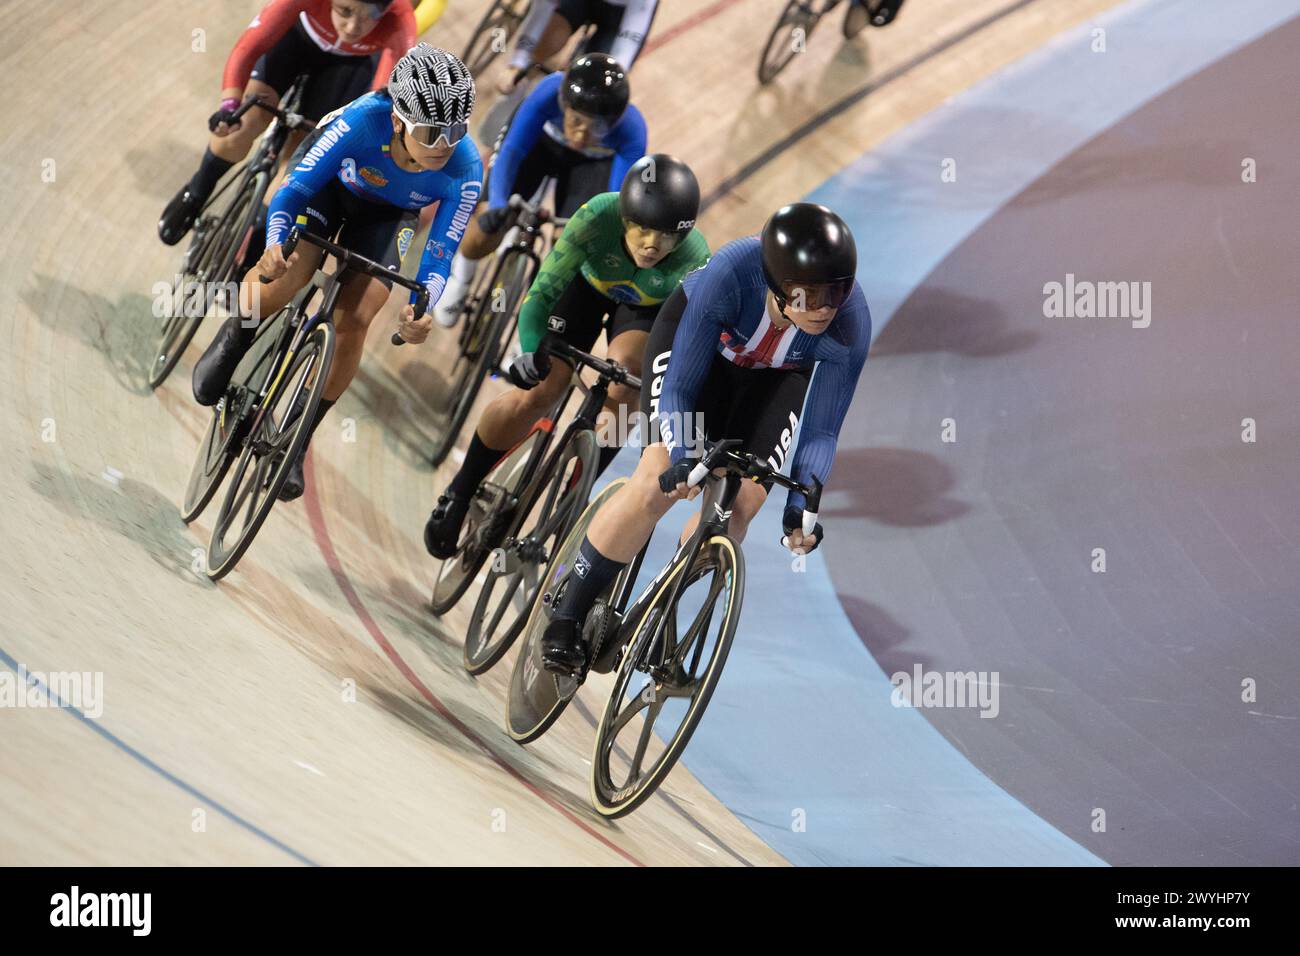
[301,455,645,867]
[642,0,744,56]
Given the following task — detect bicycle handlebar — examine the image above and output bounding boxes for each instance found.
[675,438,824,537]
[254,228,431,342]
[541,335,641,390]
[248,96,315,131]
[506,192,570,230]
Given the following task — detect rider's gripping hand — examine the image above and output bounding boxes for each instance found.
[477,206,510,235]
[503,349,550,389]
[209,97,243,135]
[398,303,432,344]
[782,504,824,555]
[658,460,704,502]
[256,242,297,283]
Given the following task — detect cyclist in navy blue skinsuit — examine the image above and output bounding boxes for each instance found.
[189,45,483,502]
[433,51,647,327]
[537,203,872,675]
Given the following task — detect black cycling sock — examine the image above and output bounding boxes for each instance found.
[307,398,335,441]
[552,536,625,624]
[292,397,335,447]
[594,443,621,479]
[188,148,234,203]
[448,431,508,498]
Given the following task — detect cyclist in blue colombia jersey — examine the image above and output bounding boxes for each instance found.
[189,43,484,502]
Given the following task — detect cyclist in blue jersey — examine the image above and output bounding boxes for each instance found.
[536,203,872,674]
[190,44,483,501]
[433,52,647,327]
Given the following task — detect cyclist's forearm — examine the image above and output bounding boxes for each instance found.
[265,186,310,246]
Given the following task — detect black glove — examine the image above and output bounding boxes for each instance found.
[208,97,243,132]
[782,504,825,553]
[658,459,697,494]
[477,206,510,234]
[503,350,551,389]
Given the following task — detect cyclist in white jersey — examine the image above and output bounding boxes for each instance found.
[497,0,659,95]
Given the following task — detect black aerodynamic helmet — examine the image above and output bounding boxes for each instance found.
[619,154,701,235]
[760,203,858,310]
[560,52,630,122]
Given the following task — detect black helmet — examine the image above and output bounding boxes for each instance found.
[619,154,700,235]
[560,53,630,122]
[761,203,857,310]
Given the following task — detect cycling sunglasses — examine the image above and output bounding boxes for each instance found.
[776,277,856,312]
[396,110,469,149]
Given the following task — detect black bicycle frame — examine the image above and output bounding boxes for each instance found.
[491,352,625,544]
[608,442,821,664]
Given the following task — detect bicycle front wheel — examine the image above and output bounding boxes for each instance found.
[590,534,745,818]
[149,175,259,390]
[758,1,819,85]
[465,428,597,674]
[205,321,335,580]
[462,0,530,76]
[430,426,546,616]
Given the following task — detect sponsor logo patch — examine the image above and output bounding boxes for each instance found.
[359,165,388,187]
[547,315,566,333]
[396,227,415,262]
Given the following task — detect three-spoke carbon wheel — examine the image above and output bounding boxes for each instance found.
[590,535,745,818]
[464,430,597,674]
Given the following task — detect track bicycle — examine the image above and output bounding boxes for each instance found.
[149,78,314,389]
[507,438,823,818]
[180,227,429,580]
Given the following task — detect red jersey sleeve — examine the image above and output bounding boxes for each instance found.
[221,0,308,92]
[369,3,418,91]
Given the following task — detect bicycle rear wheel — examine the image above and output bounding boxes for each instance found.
[590,535,744,818]
[465,428,597,674]
[505,477,627,743]
[205,321,334,580]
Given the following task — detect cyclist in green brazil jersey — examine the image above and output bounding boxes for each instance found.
[424,154,708,558]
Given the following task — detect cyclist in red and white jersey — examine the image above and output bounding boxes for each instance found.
[158,0,416,246]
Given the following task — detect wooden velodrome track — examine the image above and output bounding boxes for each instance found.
[0,0,1122,865]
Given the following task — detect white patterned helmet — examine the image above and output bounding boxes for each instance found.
[387,44,476,147]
